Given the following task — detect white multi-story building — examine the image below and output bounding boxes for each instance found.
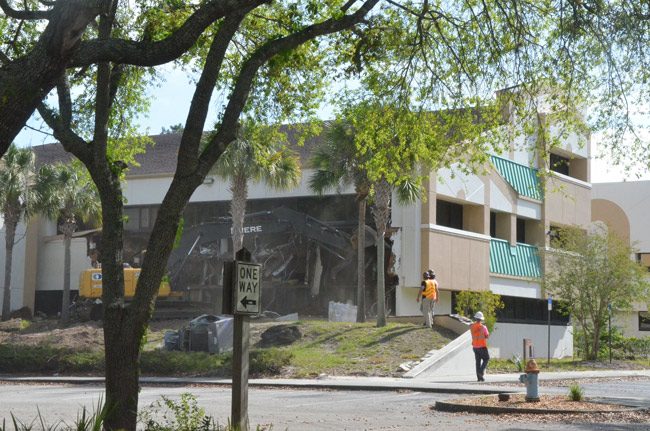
[592,181,650,338]
[1,102,591,358]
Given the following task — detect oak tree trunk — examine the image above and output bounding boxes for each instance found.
[230,173,248,258]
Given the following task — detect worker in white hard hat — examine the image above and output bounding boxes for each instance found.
[470,311,490,381]
[416,269,439,328]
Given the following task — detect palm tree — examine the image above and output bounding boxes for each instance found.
[309,121,372,323]
[213,126,301,259]
[0,145,36,321]
[37,164,100,323]
[371,176,421,327]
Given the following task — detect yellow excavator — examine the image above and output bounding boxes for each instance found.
[79,267,171,299]
[76,267,176,320]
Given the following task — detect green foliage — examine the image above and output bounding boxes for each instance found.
[212,121,301,190]
[35,163,101,228]
[140,351,228,376]
[454,291,504,332]
[545,225,650,360]
[0,345,104,374]
[599,326,650,361]
[568,384,584,402]
[249,348,293,375]
[509,354,524,372]
[140,393,213,431]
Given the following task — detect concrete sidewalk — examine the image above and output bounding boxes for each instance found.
[1,369,648,397]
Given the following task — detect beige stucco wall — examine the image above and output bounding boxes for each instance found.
[613,309,650,339]
[544,173,591,229]
[591,199,631,245]
[421,226,490,292]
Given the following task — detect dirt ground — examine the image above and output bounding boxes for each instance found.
[0,317,306,352]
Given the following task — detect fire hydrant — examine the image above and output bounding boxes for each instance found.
[518,359,540,402]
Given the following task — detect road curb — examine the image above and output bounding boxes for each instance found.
[0,376,515,395]
[434,395,648,414]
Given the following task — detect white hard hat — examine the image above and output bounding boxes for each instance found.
[474,311,485,321]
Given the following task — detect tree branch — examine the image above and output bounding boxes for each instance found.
[198,0,381,172]
[0,0,51,19]
[70,0,270,67]
[176,12,250,177]
[37,101,92,165]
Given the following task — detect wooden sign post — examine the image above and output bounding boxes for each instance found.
[224,248,261,431]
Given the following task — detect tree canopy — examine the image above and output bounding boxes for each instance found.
[544,224,650,360]
[5,1,650,429]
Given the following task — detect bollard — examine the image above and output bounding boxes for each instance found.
[518,359,540,402]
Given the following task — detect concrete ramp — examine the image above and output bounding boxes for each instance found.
[404,315,476,380]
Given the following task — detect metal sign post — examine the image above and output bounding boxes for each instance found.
[608,303,612,364]
[547,295,552,366]
[226,248,261,431]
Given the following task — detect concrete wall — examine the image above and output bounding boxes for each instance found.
[395,288,452,318]
[36,237,89,292]
[123,168,351,206]
[544,173,591,228]
[0,221,28,313]
[613,309,650,339]
[592,181,650,252]
[489,322,574,359]
[420,226,490,292]
[436,166,485,205]
[490,276,541,299]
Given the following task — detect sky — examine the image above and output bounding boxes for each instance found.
[13,66,650,185]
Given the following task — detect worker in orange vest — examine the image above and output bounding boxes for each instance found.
[416,269,439,328]
[471,311,490,382]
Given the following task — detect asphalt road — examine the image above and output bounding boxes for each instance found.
[1,383,649,430]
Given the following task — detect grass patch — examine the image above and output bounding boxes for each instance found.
[568,383,584,401]
[0,319,453,377]
[273,321,451,377]
[0,344,104,374]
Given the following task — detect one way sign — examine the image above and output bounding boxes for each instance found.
[234,262,261,315]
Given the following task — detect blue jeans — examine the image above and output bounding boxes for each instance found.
[473,347,489,380]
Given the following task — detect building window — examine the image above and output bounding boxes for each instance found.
[124,206,159,232]
[490,212,496,238]
[437,200,463,230]
[516,218,526,244]
[550,153,570,176]
[636,253,650,272]
[640,312,650,331]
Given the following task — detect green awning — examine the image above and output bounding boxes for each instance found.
[489,239,542,279]
[491,155,543,201]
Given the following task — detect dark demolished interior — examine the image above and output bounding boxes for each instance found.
[121,194,398,317]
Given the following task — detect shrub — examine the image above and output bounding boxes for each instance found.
[568,384,584,401]
[140,351,229,376]
[250,348,293,375]
[454,291,504,332]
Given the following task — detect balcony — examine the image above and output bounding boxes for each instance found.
[489,239,542,279]
[421,225,490,292]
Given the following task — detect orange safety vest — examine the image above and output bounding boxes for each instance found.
[470,322,488,348]
[422,279,438,300]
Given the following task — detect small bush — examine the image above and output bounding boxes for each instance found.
[509,354,523,372]
[568,384,584,401]
[249,348,293,375]
[140,350,229,376]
